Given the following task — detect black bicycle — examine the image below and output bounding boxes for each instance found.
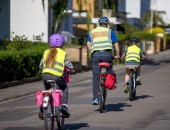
[98,62,110,113]
[126,66,138,101]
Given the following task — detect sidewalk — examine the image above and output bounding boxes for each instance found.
[0,64,124,102]
[0,49,170,102]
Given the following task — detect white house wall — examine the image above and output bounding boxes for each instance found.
[153,0,170,24]
[10,0,48,42]
[126,0,141,19]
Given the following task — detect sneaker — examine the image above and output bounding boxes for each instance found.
[60,104,70,118]
[92,98,99,105]
[124,84,128,93]
[136,77,142,85]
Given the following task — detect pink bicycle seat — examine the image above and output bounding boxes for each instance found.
[98,62,110,68]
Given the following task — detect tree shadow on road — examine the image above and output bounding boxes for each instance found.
[159,59,170,64]
[142,58,160,66]
[2,123,89,130]
[3,127,39,130]
[135,94,153,100]
[64,123,89,130]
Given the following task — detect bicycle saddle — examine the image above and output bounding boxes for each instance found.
[98,62,110,68]
[46,80,56,83]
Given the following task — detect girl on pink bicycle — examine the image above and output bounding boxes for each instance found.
[38,34,75,120]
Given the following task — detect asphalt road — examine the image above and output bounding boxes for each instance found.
[0,50,170,130]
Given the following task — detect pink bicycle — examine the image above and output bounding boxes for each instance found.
[36,68,71,130]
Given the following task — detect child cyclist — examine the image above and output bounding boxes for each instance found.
[38,33,75,119]
[121,36,145,93]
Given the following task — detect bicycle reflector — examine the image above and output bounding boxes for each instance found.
[100,73,107,77]
[42,91,51,97]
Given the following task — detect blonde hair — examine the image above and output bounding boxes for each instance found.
[45,47,57,67]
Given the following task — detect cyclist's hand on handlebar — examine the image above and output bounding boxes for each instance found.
[38,68,42,76]
[113,55,120,61]
[70,68,76,75]
[120,57,125,63]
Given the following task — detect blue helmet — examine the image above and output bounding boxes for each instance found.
[99,16,109,25]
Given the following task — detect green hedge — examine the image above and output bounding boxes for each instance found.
[0,43,48,83]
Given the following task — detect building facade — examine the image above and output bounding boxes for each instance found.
[0,0,49,42]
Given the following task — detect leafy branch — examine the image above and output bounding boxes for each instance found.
[42,0,68,33]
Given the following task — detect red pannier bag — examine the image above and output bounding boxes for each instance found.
[104,73,116,90]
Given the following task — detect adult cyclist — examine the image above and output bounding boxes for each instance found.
[121,36,145,93]
[39,34,75,119]
[86,16,120,105]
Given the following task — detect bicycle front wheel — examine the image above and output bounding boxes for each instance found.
[44,101,55,130]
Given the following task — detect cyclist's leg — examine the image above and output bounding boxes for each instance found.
[125,68,130,84]
[137,65,140,76]
[56,77,68,104]
[91,52,101,104]
[56,78,70,117]
[136,65,142,85]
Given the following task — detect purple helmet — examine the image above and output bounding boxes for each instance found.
[49,34,64,47]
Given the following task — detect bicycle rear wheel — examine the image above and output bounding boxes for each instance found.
[56,107,65,130]
[103,87,107,110]
[44,100,55,130]
[129,73,134,101]
[99,81,106,113]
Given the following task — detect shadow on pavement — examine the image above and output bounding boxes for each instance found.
[64,123,89,130]
[95,103,132,112]
[135,94,153,100]
[159,59,170,64]
[142,58,160,66]
[3,127,39,130]
[2,123,89,130]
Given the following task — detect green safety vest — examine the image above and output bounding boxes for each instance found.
[42,48,66,76]
[89,26,112,53]
[125,45,141,62]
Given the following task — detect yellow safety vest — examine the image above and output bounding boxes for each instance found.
[125,45,141,62]
[89,26,112,53]
[42,48,66,76]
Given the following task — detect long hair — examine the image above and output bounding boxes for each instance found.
[45,47,57,67]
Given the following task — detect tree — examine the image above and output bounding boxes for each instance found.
[42,0,68,33]
[121,22,140,34]
[104,0,118,16]
[141,10,166,28]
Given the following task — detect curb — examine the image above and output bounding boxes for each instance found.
[0,77,41,89]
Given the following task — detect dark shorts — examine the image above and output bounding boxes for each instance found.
[125,61,140,65]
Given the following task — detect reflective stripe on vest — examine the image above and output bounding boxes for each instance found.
[89,26,112,53]
[42,48,66,76]
[125,45,140,62]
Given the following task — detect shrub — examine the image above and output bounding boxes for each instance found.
[0,42,49,83]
